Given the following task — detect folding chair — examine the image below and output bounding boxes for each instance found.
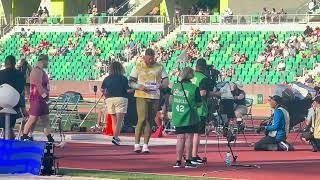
[50,93,81,131]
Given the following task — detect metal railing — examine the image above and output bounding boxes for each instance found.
[12,13,320,27]
[14,15,166,26]
[181,14,320,25]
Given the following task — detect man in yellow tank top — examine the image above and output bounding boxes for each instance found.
[130,48,168,153]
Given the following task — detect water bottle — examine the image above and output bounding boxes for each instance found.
[225,151,232,166]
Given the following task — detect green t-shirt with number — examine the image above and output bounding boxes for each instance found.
[192,71,208,117]
[172,82,200,127]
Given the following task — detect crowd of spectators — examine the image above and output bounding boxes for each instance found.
[260,8,286,23]
[255,26,319,72]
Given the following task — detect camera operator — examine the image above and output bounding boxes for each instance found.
[190,58,213,164]
[254,95,291,151]
[301,96,320,152]
[231,81,247,132]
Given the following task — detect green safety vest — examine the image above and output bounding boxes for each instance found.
[192,71,208,118]
[172,82,200,127]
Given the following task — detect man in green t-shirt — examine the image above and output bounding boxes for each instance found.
[191,58,212,164]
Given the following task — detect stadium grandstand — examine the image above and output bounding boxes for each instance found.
[0,0,320,179]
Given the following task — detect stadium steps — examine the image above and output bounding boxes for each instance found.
[118,0,162,23]
[155,26,181,47]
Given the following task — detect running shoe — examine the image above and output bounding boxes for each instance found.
[134,144,141,153]
[278,141,289,151]
[173,161,183,168]
[185,160,198,168]
[142,144,150,153]
[112,137,120,146]
[191,156,204,165]
[21,134,30,141]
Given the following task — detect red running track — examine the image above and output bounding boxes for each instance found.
[56,133,320,180]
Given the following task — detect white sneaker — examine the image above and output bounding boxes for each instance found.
[134,144,141,153]
[142,144,150,153]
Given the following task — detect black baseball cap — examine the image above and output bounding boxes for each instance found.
[269,95,282,104]
[196,58,207,68]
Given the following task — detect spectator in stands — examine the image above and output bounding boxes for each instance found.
[95,28,101,37]
[270,8,278,23]
[22,41,30,55]
[277,60,286,71]
[120,27,132,38]
[48,45,59,56]
[263,61,272,72]
[149,6,160,15]
[305,26,314,37]
[75,27,85,38]
[239,53,247,64]
[39,39,50,50]
[233,52,240,64]
[38,6,43,17]
[26,29,35,38]
[261,8,270,23]
[257,52,266,63]
[308,0,318,13]
[101,28,109,37]
[43,7,49,17]
[278,8,287,22]
[90,4,98,23]
[174,2,182,24]
[108,5,116,15]
[136,41,143,55]
[88,0,94,13]
[221,8,233,24]
[20,28,27,38]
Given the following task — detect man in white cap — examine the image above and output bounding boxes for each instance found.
[231,81,247,132]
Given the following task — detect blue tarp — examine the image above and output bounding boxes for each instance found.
[0,139,46,175]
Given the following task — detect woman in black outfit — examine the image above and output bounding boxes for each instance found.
[101,61,129,145]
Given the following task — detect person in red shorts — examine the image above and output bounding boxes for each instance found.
[21,54,54,142]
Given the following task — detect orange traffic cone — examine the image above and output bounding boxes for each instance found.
[104,114,113,136]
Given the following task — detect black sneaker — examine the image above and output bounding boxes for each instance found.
[47,134,55,143]
[28,136,34,141]
[191,156,204,165]
[112,137,120,146]
[185,160,197,168]
[310,140,318,152]
[278,141,289,151]
[173,161,183,168]
[21,134,30,141]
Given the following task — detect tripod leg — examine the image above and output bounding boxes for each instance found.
[203,124,209,164]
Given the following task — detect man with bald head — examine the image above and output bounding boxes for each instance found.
[21,54,54,142]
